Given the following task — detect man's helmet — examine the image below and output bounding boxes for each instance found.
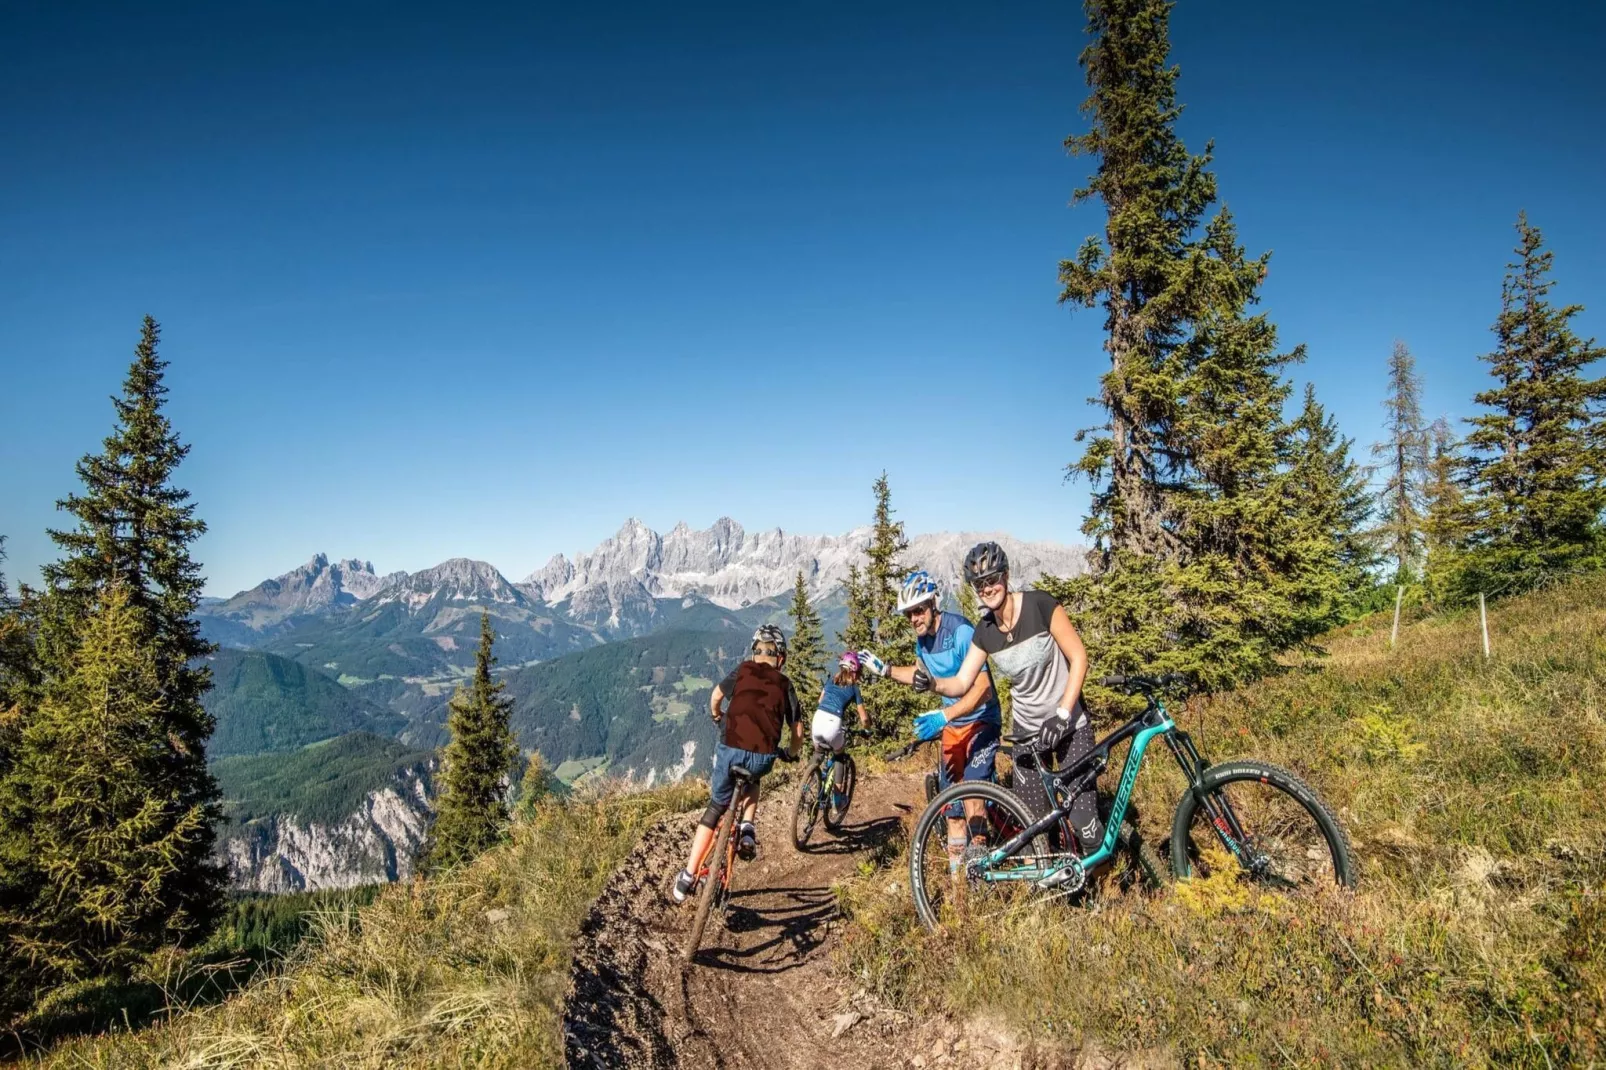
[752,623,787,656]
[962,541,1009,587]
[896,570,941,614]
[838,650,861,673]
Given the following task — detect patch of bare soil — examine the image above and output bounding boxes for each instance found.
[562,769,1150,1069]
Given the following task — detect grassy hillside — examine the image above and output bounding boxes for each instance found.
[213,732,434,827]
[28,781,705,1068]
[837,574,1606,1066]
[23,577,1601,1067]
[204,649,405,757]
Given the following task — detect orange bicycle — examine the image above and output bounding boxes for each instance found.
[683,766,759,963]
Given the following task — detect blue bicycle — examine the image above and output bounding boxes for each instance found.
[909,674,1355,930]
[791,728,868,851]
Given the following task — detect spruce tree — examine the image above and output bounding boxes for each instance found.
[0,583,219,991]
[838,562,874,654]
[1459,214,1606,594]
[513,752,554,823]
[423,614,518,871]
[1370,341,1430,581]
[27,317,223,948]
[1288,384,1380,619]
[783,570,825,706]
[1046,0,1344,690]
[1060,0,1221,561]
[859,475,922,733]
[1421,417,1468,605]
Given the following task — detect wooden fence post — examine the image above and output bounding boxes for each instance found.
[1480,592,1491,659]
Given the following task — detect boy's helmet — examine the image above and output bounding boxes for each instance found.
[752,623,787,655]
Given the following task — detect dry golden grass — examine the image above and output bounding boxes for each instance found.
[23,780,705,1069]
[836,574,1606,1067]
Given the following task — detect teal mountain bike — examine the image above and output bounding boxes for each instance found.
[909,674,1355,931]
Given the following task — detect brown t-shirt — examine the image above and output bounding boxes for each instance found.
[717,660,801,754]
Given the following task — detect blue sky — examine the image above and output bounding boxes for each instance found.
[2,0,1602,597]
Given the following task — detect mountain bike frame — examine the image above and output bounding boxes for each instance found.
[981,689,1217,888]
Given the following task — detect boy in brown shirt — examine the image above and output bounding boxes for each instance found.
[671,624,803,903]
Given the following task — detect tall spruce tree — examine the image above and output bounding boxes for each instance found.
[1370,341,1430,581]
[1060,0,1221,561]
[1288,384,1380,619]
[1421,417,1468,605]
[20,317,223,956]
[423,613,518,871]
[1046,0,1343,689]
[1459,214,1606,594]
[0,583,219,994]
[784,570,825,705]
[835,477,922,734]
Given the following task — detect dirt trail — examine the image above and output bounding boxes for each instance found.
[562,770,921,1068]
[563,766,1170,1070]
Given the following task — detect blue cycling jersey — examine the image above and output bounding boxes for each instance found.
[916,611,1000,727]
[816,678,862,716]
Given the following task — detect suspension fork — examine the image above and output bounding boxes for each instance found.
[1163,726,1255,857]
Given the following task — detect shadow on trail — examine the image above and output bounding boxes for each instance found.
[692,886,838,974]
[791,814,902,857]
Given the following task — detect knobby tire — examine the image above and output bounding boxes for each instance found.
[1170,760,1356,890]
[684,809,736,962]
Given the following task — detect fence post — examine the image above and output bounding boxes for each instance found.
[1479,592,1491,659]
[1390,585,1404,649]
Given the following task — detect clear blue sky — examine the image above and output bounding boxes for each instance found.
[3,0,1602,597]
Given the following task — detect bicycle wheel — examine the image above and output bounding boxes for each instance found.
[685,810,736,962]
[791,757,824,851]
[824,754,856,831]
[1170,761,1355,892]
[909,781,1052,932]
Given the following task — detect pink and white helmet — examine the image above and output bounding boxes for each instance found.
[838,650,861,673]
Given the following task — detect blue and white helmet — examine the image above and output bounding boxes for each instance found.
[896,570,941,614]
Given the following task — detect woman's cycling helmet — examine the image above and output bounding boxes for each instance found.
[962,541,1009,587]
[751,623,787,655]
[838,650,861,673]
[896,570,941,613]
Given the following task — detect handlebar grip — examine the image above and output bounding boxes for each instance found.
[1160,672,1188,686]
[1098,674,1128,687]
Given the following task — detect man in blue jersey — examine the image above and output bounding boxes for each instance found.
[861,570,1001,867]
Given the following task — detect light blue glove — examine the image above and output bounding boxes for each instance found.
[857,650,888,677]
[913,710,947,742]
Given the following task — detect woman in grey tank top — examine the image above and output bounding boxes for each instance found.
[865,541,1104,850]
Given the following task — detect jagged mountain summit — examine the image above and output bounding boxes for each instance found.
[209,554,407,632]
[523,516,1088,610]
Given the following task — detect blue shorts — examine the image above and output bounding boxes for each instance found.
[937,719,1000,819]
[709,742,777,808]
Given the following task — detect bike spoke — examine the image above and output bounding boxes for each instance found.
[1190,781,1340,890]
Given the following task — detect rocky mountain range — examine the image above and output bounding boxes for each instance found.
[523,517,1089,615]
[201,518,1087,643]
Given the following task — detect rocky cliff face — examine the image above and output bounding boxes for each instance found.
[220,761,435,893]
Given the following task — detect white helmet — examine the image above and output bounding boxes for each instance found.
[896,570,941,614]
